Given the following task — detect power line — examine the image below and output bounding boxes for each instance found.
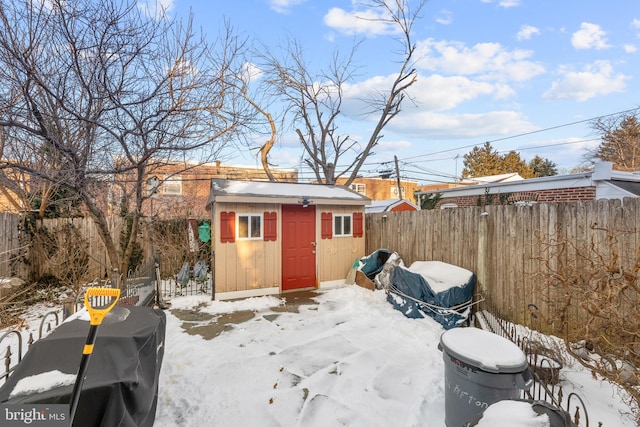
[399,107,638,162]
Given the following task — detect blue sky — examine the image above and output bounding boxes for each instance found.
[146,0,639,184]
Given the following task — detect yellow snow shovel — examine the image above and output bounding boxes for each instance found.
[69,287,120,425]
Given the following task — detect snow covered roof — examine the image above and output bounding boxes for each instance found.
[365,199,418,213]
[415,162,640,201]
[459,172,524,184]
[207,179,371,207]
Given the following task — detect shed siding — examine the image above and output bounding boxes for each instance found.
[214,202,281,293]
[316,205,366,284]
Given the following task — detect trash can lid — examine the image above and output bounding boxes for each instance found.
[440,327,528,373]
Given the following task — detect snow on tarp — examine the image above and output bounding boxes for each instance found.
[388,260,475,329]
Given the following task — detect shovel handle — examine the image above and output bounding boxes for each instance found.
[84,287,120,326]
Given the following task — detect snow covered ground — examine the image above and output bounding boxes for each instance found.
[1,285,636,426]
[153,286,636,427]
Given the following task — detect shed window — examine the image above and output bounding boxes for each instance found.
[238,214,262,240]
[334,214,352,237]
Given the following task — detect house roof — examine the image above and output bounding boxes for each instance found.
[606,179,640,196]
[415,162,640,200]
[366,199,418,213]
[459,172,524,184]
[207,179,371,207]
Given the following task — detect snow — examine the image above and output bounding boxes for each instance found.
[155,286,447,427]
[474,400,550,427]
[1,285,637,426]
[440,327,527,372]
[211,179,369,202]
[9,370,75,398]
[407,261,473,293]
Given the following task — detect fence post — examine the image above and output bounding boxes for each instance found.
[62,297,75,319]
[476,210,489,299]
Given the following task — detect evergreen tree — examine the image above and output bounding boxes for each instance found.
[502,150,534,178]
[461,142,503,178]
[529,155,558,177]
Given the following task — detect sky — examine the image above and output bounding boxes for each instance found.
[139,0,640,185]
[2,285,636,426]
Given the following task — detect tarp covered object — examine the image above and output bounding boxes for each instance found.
[0,306,166,427]
[388,261,475,329]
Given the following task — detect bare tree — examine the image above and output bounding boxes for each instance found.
[0,0,247,280]
[257,0,425,185]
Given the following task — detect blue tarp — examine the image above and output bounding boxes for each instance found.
[360,249,393,280]
[387,262,475,329]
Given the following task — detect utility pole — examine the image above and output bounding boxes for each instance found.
[394,156,402,200]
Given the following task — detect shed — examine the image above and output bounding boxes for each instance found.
[206,179,371,300]
[366,199,419,213]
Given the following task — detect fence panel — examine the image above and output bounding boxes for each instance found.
[365,198,640,336]
[0,213,28,279]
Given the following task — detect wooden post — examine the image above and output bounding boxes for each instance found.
[476,210,489,307]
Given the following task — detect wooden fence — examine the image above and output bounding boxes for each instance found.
[2,198,639,335]
[0,215,126,281]
[0,212,29,279]
[365,198,640,334]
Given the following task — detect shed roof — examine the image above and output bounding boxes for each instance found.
[366,199,419,213]
[207,179,371,207]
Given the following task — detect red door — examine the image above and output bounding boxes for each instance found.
[281,204,316,291]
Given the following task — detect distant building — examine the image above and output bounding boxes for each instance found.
[335,177,420,202]
[365,199,419,213]
[114,161,298,219]
[415,162,640,209]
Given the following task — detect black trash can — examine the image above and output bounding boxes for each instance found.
[440,327,533,427]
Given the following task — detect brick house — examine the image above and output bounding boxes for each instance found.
[415,162,640,209]
[335,177,420,201]
[113,161,298,220]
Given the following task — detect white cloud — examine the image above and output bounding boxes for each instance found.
[499,0,521,8]
[632,18,640,32]
[268,0,307,14]
[241,62,263,82]
[415,39,545,82]
[137,0,174,19]
[341,72,514,118]
[517,25,540,41]
[571,22,611,50]
[407,75,503,110]
[388,110,537,139]
[624,44,638,53]
[376,139,413,152]
[543,60,628,101]
[435,10,453,25]
[480,0,521,6]
[324,7,399,37]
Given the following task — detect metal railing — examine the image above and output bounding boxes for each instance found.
[1,310,61,384]
[1,257,161,385]
[475,309,600,426]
